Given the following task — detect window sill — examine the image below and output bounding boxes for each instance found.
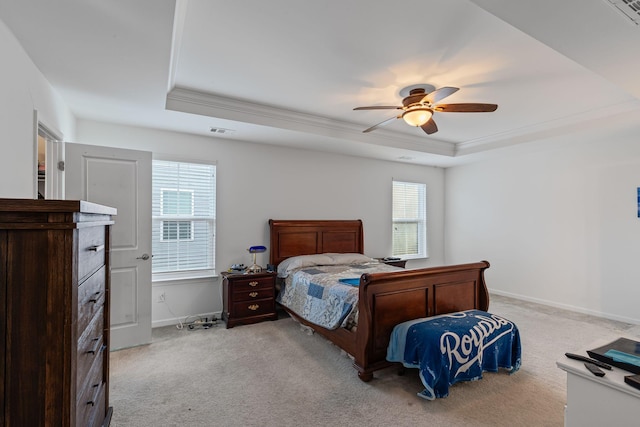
[152,270,217,283]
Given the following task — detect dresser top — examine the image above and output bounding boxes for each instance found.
[557,337,640,399]
[0,198,117,215]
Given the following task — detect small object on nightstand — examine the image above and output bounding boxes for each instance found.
[247,245,266,273]
[378,257,407,268]
[229,263,246,273]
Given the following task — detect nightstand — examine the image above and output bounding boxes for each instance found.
[377,258,407,268]
[222,271,277,328]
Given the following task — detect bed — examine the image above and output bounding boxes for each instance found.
[269,219,490,382]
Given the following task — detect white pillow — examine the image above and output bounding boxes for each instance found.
[325,252,375,264]
[277,254,334,278]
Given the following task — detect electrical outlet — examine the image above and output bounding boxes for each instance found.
[157,292,166,303]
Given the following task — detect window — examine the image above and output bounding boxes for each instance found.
[152,160,216,280]
[160,189,194,241]
[392,180,427,259]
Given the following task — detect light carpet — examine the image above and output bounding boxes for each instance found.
[109,295,640,427]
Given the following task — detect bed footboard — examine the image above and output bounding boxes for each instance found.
[352,261,490,381]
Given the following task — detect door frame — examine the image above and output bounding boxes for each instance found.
[33,109,65,200]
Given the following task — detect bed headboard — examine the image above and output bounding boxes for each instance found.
[268,219,364,266]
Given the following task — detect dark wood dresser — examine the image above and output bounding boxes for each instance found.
[0,199,116,426]
[222,271,277,328]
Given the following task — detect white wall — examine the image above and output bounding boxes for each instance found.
[76,120,446,326]
[0,19,75,198]
[445,114,640,325]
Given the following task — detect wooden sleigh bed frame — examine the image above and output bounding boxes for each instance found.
[269,219,490,382]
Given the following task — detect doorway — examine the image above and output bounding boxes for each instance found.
[34,111,64,200]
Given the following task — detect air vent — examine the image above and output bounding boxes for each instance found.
[209,127,235,134]
[605,0,640,25]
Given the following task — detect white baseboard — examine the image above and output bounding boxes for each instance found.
[489,288,640,326]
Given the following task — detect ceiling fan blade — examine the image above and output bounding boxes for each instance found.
[363,116,398,133]
[434,103,498,113]
[420,118,438,135]
[423,86,459,104]
[354,105,402,111]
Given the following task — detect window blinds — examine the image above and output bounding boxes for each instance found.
[152,160,216,279]
[392,180,427,258]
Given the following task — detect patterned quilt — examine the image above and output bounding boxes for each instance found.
[387,310,521,400]
[276,262,399,330]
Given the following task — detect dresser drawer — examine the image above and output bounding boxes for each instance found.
[232,298,275,318]
[232,286,275,302]
[77,311,105,385]
[88,384,107,427]
[78,226,106,282]
[77,354,106,427]
[78,266,106,335]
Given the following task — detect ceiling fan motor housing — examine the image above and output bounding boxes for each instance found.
[402,88,429,107]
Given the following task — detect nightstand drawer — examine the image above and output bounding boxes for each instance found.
[230,276,274,292]
[232,298,275,318]
[232,287,275,302]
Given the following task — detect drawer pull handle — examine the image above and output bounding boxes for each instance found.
[249,292,258,298]
[89,291,101,303]
[87,382,101,406]
[248,281,258,287]
[88,244,105,253]
[86,338,101,354]
[248,304,259,311]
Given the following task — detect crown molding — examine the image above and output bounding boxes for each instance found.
[455,99,640,156]
[166,86,456,157]
[167,0,188,93]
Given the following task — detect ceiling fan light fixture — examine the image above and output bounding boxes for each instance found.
[402,108,433,127]
[354,85,497,135]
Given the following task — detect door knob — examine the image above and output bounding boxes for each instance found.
[136,253,150,260]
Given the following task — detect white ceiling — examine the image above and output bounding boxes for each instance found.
[2,0,640,167]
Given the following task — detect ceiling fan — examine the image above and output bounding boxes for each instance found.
[353,85,497,135]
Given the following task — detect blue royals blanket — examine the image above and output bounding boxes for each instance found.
[387,310,521,400]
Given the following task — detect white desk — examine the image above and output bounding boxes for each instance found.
[557,342,640,427]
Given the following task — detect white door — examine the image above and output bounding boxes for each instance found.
[65,143,152,350]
